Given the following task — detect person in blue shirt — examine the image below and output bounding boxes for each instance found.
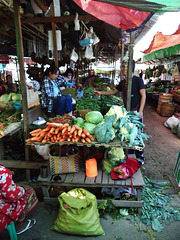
[41,65,73,117]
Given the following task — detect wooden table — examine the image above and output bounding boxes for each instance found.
[38,153,145,214]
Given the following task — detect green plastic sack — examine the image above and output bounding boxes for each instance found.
[51,188,105,236]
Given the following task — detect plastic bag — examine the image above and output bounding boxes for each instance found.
[70,49,78,62]
[51,188,105,236]
[164,115,180,129]
[85,45,94,59]
[34,144,50,160]
[74,12,80,31]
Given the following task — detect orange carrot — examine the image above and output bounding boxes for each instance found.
[42,139,47,144]
[78,128,82,136]
[49,127,55,134]
[68,126,71,132]
[70,125,76,134]
[54,128,59,135]
[62,123,69,129]
[62,127,68,135]
[83,129,90,136]
[89,135,95,141]
[42,126,51,132]
[81,133,86,138]
[74,130,77,137]
[81,138,86,143]
[85,137,91,143]
[74,125,81,130]
[59,138,66,142]
[26,137,41,142]
[46,122,63,128]
[74,136,80,143]
[29,129,42,134]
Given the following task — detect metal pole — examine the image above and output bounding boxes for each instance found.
[13,0,30,179]
[126,31,135,111]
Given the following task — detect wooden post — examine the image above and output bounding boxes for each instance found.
[13,0,30,179]
[120,39,124,81]
[126,31,135,111]
[51,2,58,67]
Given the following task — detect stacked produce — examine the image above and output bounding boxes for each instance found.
[76,87,123,114]
[27,122,94,144]
[0,93,22,123]
[0,122,8,136]
[94,105,149,147]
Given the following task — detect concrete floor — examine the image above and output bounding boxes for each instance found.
[17,98,180,240]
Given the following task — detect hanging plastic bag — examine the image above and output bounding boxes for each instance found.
[70,48,78,62]
[79,32,94,46]
[74,12,80,31]
[85,45,94,59]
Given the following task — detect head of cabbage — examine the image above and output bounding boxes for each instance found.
[85,111,103,124]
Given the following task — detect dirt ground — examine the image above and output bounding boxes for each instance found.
[142,98,180,181]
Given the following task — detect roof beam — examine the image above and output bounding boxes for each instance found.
[1,14,97,25]
[0,29,15,38]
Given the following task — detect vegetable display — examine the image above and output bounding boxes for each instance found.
[27,123,94,144]
[94,105,149,146]
[76,87,123,114]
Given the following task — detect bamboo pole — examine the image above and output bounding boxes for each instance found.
[50,2,58,67]
[13,0,30,179]
[126,31,135,111]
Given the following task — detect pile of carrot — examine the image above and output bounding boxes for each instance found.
[27,122,95,144]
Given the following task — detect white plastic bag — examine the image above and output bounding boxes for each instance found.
[34,144,50,160]
[164,115,180,129]
[70,49,78,62]
[85,45,94,59]
[74,12,80,31]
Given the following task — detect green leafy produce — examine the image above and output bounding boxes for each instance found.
[0,94,10,102]
[141,177,180,232]
[100,95,123,115]
[94,115,116,144]
[108,147,125,161]
[102,158,114,174]
[85,111,103,124]
[76,97,101,111]
[74,117,84,128]
[83,122,96,134]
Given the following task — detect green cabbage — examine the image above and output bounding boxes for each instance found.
[108,147,125,161]
[74,117,84,128]
[85,111,103,124]
[0,94,10,102]
[83,122,96,134]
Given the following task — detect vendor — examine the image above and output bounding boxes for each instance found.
[64,68,76,88]
[0,79,6,96]
[85,74,96,87]
[0,164,37,236]
[4,75,18,93]
[41,65,73,117]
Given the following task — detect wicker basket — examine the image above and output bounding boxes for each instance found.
[78,109,92,119]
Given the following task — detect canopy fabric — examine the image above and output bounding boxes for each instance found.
[143,25,180,54]
[143,44,180,62]
[73,0,151,31]
[91,0,180,12]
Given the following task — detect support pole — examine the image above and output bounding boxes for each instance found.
[120,39,124,80]
[51,3,58,67]
[126,31,135,111]
[13,0,30,179]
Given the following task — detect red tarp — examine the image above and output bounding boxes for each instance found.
[73,0,151,31]
[143,25,180,54]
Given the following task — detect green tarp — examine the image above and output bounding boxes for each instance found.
[143,44,180,62]
[94,0,180,12]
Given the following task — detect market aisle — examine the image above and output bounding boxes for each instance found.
[143,98,180,180]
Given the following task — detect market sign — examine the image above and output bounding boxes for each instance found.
[0,56,9,64]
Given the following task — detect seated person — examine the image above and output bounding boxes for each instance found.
[41,65,73,117]
[5,75,18,93]
[64,68,76,88]
[0,164,38,236]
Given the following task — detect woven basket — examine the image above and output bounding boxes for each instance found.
[49,146,79,174]
[78,109,92,119]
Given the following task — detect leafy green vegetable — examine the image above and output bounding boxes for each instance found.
[85,111,103,124]
[74,117,84,128]
[83,122,96,134]
[108,147,125,161]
